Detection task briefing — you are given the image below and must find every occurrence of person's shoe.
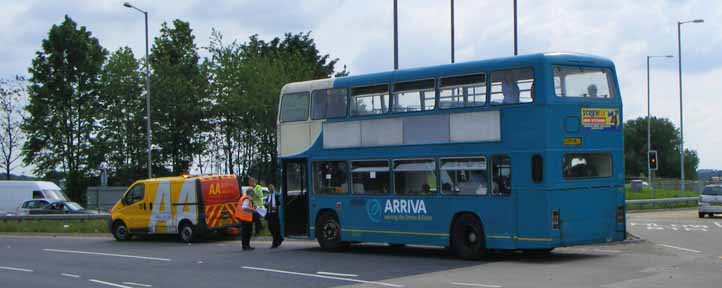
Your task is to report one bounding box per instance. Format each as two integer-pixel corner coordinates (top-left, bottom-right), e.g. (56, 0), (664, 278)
(242, 246), (255, 251)
(270, 244), (279, 249)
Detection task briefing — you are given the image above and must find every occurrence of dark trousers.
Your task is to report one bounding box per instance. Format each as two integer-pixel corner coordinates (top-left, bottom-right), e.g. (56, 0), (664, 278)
(241, 221), (252, 248)
(267, 212), (282, 245)
(252, 212), (263, 235)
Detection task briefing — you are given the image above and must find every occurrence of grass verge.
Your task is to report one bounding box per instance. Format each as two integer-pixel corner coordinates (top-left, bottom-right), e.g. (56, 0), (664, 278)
(0, 219), (108, 233)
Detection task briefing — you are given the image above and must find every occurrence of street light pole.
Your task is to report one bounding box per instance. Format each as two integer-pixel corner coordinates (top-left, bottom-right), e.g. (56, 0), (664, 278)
(646, 55), (673, 190)
(124, 2), (153, 179)
(393, 0), (398, 70)
(677, 19), (703, 194)
(513, 0), (518, 55)
(451, 0), (455, 63)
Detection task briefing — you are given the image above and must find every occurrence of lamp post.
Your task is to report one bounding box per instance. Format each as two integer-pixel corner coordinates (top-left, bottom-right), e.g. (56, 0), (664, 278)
(123, 2), (153, 179)
(646, 55), (673, 189)
(513, 0), (518, 55)
(451, 0), (455, 63)
(677, 18), (703, 194)
(393, 0), (398, 70)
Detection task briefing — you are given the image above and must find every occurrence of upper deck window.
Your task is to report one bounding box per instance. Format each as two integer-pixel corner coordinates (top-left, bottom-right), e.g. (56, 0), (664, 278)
(392, 79), (436, 112)
(351, 84), (389, 116)
(312, 88), (347, 120)
(490, 68), (534, 105)
(439, 73), (486, 109)
(554, 66), (615, 99)
(280, 92), (310, 122)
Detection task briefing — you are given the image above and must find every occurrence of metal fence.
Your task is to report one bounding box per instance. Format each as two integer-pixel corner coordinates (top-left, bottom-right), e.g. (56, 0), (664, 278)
(86, 186), (127, 212)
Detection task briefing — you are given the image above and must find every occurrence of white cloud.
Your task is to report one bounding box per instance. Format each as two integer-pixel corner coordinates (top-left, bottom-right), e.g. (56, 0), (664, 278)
(2, 0), (722, 173)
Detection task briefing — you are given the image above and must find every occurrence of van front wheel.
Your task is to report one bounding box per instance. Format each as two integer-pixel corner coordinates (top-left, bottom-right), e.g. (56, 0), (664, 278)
(112, 221), (131, 241)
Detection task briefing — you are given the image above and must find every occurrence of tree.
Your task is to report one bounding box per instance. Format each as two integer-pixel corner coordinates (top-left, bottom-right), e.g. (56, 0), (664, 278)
(0, 76), (26, 180)
(204, 31), (347, 184)
(23, 15), (107, 200)
(150, 20), (210, 174)
(624, 116), (699, 179)
(95, 47), (146, 185)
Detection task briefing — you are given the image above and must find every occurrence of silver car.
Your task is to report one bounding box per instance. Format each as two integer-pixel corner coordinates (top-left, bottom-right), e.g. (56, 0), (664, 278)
(698, 185), (722, 218)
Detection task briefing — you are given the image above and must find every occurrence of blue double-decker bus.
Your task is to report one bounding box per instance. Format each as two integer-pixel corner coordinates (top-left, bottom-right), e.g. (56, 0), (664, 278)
(278, 53), (625, 259)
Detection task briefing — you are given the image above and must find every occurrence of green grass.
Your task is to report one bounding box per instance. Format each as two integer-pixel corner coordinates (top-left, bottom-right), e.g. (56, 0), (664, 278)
(0, 218), (272, 236)
(0, 219), (108, 234)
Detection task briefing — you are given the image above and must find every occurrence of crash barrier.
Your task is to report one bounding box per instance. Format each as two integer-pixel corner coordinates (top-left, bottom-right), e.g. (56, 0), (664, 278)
(0, 214), (110, 221)
(625, 197), (699, 207)
(86, 186), (127, 211)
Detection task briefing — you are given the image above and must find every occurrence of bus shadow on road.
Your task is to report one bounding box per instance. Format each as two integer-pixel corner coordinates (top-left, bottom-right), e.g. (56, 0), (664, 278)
(293, 244), (610, 264)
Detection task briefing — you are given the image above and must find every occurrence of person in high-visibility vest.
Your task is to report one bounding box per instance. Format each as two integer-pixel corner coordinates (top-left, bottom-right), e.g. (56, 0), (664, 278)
(236, 188), (256, 251)
(248, 177), (264, 236)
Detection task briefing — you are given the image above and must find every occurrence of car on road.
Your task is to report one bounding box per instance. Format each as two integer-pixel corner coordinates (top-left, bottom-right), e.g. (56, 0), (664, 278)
(16, 199), (52, 215)
(0, 181), (68, 214)
(698, 185), (722, 218)
(28, 201), (96, 215)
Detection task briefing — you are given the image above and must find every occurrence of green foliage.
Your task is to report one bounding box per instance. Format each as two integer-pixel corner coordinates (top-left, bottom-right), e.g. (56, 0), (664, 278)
(94, 47), (147, 185)
(624, 117), (699, 179)
(23, 15), (107, 201)
(0, 76), (27, 180)
(150, 20), (210, 175)
(204, 31), (347, 184)
(0, 219), (108, 234)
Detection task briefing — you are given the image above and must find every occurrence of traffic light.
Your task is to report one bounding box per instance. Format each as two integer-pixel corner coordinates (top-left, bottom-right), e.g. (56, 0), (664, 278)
(648, 150), (658, 171)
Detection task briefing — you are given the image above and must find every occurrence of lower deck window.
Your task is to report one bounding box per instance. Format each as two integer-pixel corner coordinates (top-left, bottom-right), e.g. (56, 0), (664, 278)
(394, 159), (436, 195)
(313, 161), (348, 195)
(352, 161), (390, 195)
(563, 153), (612, 179)
(440, 158), (488, 195)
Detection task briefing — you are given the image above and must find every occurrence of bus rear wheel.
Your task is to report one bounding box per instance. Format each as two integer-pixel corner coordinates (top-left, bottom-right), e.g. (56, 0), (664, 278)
(316, 213), (347, 251)
(451, 215), (485, 260)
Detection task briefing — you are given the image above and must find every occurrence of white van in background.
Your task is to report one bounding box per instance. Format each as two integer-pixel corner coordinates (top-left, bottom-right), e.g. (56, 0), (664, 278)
(0, 181), (67, 214)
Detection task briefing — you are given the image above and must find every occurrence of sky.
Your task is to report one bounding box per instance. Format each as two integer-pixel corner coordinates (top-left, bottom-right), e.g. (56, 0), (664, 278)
(2, 0), (722, 176)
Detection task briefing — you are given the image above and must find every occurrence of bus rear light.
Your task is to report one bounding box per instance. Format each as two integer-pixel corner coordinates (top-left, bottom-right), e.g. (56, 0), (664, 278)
(552, 210), (560, 230)
(616, 206), (625, 224)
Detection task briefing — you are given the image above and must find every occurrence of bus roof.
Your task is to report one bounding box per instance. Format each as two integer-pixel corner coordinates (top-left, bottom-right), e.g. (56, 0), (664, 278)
(282, 52), (615, 93)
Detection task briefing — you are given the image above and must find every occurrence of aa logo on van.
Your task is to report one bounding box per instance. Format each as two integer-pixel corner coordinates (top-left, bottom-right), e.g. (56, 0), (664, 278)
(209, 184), (222, 196)
(366, 199), (382, 223)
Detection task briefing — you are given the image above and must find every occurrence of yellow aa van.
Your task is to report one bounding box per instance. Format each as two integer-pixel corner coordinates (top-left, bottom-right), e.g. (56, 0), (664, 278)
(110, 175), (242, 242)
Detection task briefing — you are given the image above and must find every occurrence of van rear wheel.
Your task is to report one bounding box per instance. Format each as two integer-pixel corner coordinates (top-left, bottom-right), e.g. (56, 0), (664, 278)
(112, 221), (131, 241)
(179, 222), (196, 243)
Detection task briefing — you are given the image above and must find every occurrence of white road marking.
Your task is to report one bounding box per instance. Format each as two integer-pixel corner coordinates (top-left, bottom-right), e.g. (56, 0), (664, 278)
(123, 282), (153, 287)
(658, 244), (701, 253)
(242, 266), (403, 287)
(61, 273), (81, 278)
(714, 222), (722, 228)
(0, 266), (33, 273)
(317, 271), (359, 277)
(44, 249), (171, 262)
(451, 282), (503, 288)
(89, 279), (134, 288)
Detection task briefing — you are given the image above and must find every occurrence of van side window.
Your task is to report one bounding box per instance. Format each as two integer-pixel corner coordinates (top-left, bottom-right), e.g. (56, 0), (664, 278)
(32, 190), (43, 199)
(124, 184), (145, 205)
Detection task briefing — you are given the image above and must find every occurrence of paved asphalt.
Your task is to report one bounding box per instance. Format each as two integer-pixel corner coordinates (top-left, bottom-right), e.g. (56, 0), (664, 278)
(2, 209), (722, 288)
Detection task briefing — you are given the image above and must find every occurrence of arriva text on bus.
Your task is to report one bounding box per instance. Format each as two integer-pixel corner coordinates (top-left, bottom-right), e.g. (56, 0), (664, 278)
(384, 199), (427, 214)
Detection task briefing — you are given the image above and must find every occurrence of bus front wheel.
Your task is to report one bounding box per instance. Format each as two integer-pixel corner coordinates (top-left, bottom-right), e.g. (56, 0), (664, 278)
(451, 215), (485, 260)
(316, 213), (347, 251)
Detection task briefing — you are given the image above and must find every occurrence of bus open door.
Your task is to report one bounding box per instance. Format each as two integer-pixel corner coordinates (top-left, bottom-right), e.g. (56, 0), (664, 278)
(281, 159), (308, 238)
